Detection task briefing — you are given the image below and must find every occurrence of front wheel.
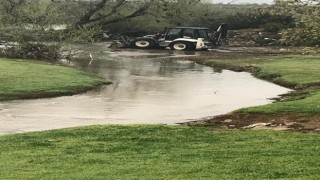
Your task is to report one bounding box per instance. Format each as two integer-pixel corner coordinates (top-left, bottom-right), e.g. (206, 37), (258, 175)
(170, 42), (194, 51)
(131, 39), (155, 49)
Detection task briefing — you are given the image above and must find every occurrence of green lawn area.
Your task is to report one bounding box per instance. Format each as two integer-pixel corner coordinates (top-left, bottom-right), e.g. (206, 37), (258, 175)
(0, 125), (320, 179)
(237, 88), (320, 114)
(0, 58), (109, 101)
(203, 55), (320, 115)
(204, 56), (320, 85)
(256, 56), (320, 84)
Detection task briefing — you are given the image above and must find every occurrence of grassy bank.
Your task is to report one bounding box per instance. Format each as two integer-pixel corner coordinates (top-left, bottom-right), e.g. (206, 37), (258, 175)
(0, 58), (109, 101)
(203, 55), (320, 86)
(202, 55), (320, 114)
(238, 56), (320, 115)
(194, 55), (320, 129)
(1, 125), (320, 179)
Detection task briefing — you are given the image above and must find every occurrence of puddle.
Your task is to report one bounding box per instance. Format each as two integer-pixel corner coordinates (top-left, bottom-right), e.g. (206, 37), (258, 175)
(0, 47), (290, 135)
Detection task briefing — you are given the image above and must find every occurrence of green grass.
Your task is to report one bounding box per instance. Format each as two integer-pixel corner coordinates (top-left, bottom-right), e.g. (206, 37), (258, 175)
(237, 89), (320, 114)
(204, 55), (320, 115)
(205, 55), (320, 85)
(0, 58), (109, 101)
(256, 56), (320, 85)
(1, 125), (320, 179)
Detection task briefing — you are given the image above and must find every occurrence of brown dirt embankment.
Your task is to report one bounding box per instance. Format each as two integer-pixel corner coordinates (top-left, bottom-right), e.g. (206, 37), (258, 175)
(182, 113), (320, 132)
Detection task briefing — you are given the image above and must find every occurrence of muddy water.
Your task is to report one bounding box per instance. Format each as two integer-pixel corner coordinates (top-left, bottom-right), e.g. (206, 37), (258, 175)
(0, 46), (290, 134)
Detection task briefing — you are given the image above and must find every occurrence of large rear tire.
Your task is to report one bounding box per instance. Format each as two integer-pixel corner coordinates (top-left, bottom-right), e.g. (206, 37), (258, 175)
(170, 41), (195, 51)
(131, 39), (155, 49)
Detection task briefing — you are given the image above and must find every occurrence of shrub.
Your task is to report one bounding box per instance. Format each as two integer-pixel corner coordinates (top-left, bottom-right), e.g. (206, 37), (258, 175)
(0, 42), (61, 61)
(59, 26), (101, 43)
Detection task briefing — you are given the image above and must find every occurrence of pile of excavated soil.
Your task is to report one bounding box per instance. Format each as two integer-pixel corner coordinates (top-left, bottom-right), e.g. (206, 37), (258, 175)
(183, 113), (320, 132)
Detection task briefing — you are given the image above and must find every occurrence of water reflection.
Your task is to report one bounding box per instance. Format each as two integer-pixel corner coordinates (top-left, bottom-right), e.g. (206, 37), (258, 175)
(0, 47), (290, 134)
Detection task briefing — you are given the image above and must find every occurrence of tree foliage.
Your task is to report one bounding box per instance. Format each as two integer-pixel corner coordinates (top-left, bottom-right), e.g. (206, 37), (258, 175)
(273, 0), (320, 46)
(1, 0), (317, 47)
(0, 0), (62, 29)
(55, 0), (189, 28)
(0, 1), (64, 60)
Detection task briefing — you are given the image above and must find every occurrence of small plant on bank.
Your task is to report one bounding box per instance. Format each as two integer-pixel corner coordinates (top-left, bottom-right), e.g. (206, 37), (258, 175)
(59, 26), (102, 43)
(1, 42), (61, 61)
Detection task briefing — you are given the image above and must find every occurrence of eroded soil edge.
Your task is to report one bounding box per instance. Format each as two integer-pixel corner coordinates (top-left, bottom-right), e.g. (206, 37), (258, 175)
(182, 113), (320, 132)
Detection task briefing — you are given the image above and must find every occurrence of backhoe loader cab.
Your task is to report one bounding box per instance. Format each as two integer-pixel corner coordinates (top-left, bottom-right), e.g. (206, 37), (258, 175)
(131, 27), (211, 51)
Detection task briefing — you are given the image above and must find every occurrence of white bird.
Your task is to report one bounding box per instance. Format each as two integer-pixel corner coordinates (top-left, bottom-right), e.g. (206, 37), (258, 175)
(89, 53), (94, 65)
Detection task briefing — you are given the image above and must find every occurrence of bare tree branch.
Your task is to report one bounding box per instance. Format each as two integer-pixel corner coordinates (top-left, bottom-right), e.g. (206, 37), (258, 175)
(97, 3), (150, 26)
(75, 0), (108, 27)
(86, 0), (126, 24)
(73, 0), (153, 28)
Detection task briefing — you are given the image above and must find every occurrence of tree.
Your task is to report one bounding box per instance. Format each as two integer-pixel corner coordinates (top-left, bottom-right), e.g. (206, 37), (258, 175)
(0, 1), (65, 60)
(161, 0), (202, 26)
(54, 0), (166, 28)
(273, 0), (320, 46)
(0, 0), (62, 29)
(52, 0), (203, 29)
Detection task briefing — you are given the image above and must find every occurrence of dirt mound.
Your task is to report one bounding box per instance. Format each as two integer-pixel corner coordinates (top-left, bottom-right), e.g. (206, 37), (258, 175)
(228, 28), (280, 47)
(183, 113), (320, 132)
